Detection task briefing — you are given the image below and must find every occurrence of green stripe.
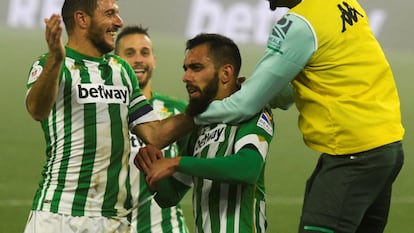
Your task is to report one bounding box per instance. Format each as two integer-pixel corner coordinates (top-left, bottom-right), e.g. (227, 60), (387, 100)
(304, 226), (335, 233)
(51, 68), (73, 212)
(72, 60), (96, 216)
(102, 103), (122, 215)
(226, 185), (237, 233)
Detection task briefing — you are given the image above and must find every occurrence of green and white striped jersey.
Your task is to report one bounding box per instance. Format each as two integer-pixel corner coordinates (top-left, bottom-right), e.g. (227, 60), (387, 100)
(185, 109), (274, 233)
(26, 47), (158, 217)
(129, 93), (189, 233)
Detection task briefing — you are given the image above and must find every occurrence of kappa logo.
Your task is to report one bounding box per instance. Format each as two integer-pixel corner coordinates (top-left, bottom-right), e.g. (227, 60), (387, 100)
(194, 124), (226, 154)
(76, 84), (129, 105)
(338, 1), (364, 33)
(267, 16), (292, 54)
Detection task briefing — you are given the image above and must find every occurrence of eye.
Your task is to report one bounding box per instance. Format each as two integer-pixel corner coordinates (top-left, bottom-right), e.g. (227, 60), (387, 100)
(124, 49), (135, 57)
(141, 48), (151, 57)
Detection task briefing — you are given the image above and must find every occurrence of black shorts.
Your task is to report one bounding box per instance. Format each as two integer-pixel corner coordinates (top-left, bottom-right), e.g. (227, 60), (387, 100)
(299, 141), (404, 233)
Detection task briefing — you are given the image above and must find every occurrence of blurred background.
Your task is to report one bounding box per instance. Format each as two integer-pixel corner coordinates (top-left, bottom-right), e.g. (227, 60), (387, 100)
(0, 0), (412, 232)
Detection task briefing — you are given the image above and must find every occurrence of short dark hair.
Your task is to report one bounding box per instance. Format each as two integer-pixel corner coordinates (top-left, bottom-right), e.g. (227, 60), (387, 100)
(186, 33), (242, 78)
(115, 25), (150, 54)
(61, 0), (98, 34)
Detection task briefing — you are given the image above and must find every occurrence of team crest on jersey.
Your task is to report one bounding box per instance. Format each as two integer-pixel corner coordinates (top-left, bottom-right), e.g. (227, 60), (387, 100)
(76, 83), (129, 104)
(194, 124), (226, 154)
(28, 61), (43, 84)
(158, 109), (173, 119)
(257, 111), (273, 135)
(267, 16), (293, 54)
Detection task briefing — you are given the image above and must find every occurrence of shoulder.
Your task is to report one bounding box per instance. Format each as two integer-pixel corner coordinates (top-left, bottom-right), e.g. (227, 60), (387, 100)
(241, 108), (274, 136)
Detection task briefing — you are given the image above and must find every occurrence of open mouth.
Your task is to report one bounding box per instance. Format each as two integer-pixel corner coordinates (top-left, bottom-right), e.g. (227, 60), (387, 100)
(133, 68), (146, 76)
(186, 85), (200, 98)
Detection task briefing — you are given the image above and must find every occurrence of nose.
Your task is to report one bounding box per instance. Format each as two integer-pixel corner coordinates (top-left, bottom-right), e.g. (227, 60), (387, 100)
(115, 14), (124, 27)
(182, 71), (191, 83)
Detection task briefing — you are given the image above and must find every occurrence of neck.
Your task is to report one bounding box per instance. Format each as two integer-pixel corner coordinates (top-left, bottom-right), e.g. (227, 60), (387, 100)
(141, 81), (152, 100)
(67, 36), (104, 58)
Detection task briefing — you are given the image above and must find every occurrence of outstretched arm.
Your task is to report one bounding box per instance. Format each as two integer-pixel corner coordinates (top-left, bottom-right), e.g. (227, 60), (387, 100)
(26, 14), (65, 121)
(194, 13), (316, 125)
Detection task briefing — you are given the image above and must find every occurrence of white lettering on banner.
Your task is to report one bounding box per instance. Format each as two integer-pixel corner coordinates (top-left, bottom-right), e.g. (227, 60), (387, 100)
(7, 0), (63, 28)
(186, 0), (287, 44)
(186, 0), (387, 44)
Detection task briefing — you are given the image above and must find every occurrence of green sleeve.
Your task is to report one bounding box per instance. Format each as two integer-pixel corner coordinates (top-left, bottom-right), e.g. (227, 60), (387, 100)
(178, 146), (264, 185)
(154, 177), (190, 208)
(194, 13), (316, 125)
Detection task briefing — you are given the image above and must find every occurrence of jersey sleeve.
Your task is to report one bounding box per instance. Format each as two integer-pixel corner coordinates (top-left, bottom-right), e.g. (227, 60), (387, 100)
(178, 109), (274, 184)
(194, 13), (317, 125)
(122, 59), (159, 129)
(26, 54), (49, 97)
(153, 177), (191, 208)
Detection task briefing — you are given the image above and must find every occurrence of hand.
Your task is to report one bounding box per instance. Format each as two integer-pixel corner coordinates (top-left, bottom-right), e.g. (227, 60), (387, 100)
(134, 144), (163, 174)
(44, 14), (65, 62)
(145, 157), (181, 190)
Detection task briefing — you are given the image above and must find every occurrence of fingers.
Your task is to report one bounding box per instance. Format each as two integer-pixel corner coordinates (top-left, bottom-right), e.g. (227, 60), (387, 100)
(44, 14), (64, 60)
(134, 144), (163, 174)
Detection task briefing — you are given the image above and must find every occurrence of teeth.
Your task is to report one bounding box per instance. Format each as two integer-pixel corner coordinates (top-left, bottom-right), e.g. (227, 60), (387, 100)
(134, 68), (145, 73)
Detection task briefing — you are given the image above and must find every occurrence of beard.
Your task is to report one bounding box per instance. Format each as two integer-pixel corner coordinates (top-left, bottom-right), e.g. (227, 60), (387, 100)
(87, 21), (115, 55)
(138, 68), (153, 89)
(186, 73), (219, 117)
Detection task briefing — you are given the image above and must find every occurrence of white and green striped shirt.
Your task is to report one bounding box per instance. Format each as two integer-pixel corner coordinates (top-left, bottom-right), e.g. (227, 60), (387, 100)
(26, 47), (158, 217)
(185, 109), (274, 233)
(129, 93), (189, 233)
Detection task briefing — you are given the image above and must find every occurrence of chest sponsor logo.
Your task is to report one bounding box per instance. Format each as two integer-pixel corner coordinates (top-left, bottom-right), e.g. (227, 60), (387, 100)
(76, 84), (129, 104)
(194, 124), (226, 154)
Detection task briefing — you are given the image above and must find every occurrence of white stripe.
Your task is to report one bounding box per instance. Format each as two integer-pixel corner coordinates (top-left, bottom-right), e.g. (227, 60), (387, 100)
(201, 179), (213, 233)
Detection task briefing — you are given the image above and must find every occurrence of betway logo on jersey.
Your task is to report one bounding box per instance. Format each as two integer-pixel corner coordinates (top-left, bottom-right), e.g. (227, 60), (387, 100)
(76, 84), (129, 105)
(194, 124), (226, 154)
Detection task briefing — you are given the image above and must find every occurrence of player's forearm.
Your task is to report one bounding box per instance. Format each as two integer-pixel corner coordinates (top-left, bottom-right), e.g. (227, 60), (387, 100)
(26, 55), (63, 121)
(155, 113), (195, 149)
(194, 52), (300, 125)
(178, 148), (264, 184)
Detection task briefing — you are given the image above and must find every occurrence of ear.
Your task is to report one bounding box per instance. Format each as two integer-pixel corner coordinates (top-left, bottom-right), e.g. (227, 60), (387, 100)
(220, 64), (234, 84)
(74, 10), (90, 29)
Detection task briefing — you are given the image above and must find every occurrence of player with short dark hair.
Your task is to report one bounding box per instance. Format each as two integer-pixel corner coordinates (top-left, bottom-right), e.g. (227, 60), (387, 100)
(136, 33), (274, 233)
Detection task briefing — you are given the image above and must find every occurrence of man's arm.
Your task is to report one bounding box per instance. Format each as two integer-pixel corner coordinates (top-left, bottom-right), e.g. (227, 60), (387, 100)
(131, 113), (195, 150)
(144, 146), (264, 188)
(194, 13), (316, 125)
(26, 14), (65, 121)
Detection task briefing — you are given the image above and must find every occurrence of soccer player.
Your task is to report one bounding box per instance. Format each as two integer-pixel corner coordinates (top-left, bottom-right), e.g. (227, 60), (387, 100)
(192, 0), (405, 232)
(23, 0), (192, 232)
(115, 25), (189, 233)
(136, 33), (274, 233)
